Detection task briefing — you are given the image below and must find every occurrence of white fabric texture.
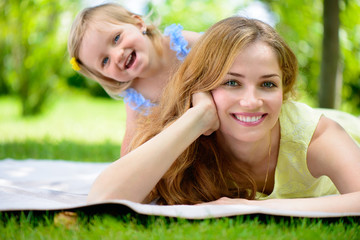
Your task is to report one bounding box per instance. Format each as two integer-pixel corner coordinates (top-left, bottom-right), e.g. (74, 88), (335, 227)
(0, 159), (359, 219)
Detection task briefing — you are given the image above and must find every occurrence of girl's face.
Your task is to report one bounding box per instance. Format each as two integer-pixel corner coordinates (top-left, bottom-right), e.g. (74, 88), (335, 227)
(211, 41), (283, 143)
(78, 19), (154, 83)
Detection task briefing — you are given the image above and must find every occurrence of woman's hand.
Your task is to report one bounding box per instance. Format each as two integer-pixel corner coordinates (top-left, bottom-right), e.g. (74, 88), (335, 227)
(199, 192), (360, 213)
(88, 91), (220, 204)
(191, 91), (220, 136)
(198, 197), (250, 205)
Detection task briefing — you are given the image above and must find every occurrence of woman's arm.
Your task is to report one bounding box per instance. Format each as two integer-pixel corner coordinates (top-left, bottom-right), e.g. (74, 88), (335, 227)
(203, 192), (360, 213)
(88, 92), (219, 203)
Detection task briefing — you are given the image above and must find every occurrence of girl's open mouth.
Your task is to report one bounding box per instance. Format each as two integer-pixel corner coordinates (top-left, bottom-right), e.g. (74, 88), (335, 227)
(125, 51), (136, 69)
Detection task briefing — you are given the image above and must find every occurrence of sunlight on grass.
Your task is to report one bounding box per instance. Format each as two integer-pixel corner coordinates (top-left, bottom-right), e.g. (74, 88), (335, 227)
(1, 213), (359, 240)
(0, 93), (126, 144)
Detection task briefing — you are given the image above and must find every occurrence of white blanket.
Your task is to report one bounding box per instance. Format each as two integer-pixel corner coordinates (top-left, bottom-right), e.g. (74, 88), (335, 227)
(1, 159), (358, 219)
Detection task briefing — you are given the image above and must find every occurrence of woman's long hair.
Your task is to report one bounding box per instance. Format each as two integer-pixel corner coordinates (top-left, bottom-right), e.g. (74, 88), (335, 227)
(130, 17), (298, 205)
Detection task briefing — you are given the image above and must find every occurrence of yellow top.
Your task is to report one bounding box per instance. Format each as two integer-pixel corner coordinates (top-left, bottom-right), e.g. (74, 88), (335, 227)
(258, 100), (360, 199)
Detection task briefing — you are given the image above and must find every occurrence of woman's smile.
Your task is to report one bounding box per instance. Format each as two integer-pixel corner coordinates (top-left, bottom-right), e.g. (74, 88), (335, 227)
(232, 112), (267, 126)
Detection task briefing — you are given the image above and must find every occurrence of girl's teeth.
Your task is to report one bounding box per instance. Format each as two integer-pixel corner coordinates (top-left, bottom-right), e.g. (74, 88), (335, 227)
(126, 54), (132, 66)
(235, 115), (262, 122)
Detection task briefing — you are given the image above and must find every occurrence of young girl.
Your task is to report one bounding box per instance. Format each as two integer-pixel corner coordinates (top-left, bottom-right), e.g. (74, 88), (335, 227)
(67, 3), (200, 155)
(87, 17), (360, 213)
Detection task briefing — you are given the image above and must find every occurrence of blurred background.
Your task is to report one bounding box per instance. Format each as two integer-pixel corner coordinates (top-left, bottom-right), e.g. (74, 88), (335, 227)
(0, 0), (359, 160)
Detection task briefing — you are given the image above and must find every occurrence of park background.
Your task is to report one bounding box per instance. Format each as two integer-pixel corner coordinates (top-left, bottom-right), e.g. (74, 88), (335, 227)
(1, 0), (360, 239)
(1, 0), (359, 157)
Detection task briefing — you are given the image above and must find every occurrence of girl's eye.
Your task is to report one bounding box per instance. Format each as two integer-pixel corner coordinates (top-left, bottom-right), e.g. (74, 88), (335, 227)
(102, 57), (109, 66)
(262, 82), (276, 88)
(114, 34), (120, 44)
(224, 80), (239, 86)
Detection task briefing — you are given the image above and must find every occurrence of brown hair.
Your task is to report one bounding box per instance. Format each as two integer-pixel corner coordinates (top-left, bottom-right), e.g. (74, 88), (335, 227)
(67, 3), (162, 97)
(131, 17), (298, 205)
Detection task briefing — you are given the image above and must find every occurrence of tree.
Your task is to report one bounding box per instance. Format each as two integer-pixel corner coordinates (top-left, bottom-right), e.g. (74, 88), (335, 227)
(0, 0), (78, 116)
(319, 0), (340, 108)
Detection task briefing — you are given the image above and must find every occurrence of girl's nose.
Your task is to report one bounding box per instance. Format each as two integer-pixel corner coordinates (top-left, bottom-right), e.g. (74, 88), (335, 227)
(239, 88), (263, 109)
(113, 49), (124, 70)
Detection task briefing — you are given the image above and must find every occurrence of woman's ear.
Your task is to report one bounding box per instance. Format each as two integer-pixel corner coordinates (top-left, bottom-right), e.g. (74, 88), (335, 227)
(132, 15), (147, 32)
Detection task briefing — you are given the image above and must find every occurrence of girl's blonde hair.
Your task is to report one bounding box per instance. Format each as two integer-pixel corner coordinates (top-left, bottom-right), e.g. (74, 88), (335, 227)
(67, 3), (162, 97)
(131, 17), (298, 205)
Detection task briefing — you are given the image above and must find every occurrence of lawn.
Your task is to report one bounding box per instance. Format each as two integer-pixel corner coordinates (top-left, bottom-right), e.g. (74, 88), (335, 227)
(0, 93), (125, 162)
(0, 93), (359, 239)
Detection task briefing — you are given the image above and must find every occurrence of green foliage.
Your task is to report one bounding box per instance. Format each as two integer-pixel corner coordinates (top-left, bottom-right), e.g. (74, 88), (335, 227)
(1, 0), (359, 116)
(261, 0), (360, 114)
(339, 0), (360, 114)
(0, 0), (80, 116)
(148, 0), (250, 32)
(66, 73), (109, 98)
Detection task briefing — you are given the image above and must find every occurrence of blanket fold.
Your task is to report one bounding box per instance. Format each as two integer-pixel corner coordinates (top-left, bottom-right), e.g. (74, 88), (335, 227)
(1, 159), (359, 219)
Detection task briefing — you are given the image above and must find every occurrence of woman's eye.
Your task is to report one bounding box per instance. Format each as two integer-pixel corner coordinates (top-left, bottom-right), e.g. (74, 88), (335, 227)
(102, 57), (109, 66)
(114, 34), (120, 44)
(224, 80), (239, 86)
(262, 82), (276, 88)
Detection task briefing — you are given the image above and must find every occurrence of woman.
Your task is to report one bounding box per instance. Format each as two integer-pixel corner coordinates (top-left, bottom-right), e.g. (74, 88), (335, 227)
(87, 17), (360, 213)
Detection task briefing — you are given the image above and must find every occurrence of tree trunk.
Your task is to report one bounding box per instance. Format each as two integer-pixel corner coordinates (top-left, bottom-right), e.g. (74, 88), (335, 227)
(319, 0), (341, 108)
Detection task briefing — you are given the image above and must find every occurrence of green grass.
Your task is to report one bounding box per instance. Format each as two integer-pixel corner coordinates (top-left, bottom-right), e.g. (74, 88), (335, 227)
(0, 93), (126, 161)
(0, 93), (359, 239)
(1, 212), (359, 240)
(0, 140), (119, 162)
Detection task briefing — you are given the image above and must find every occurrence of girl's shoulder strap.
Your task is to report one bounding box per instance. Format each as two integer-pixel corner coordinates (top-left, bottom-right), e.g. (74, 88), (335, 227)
(118, 88), (156, 115)
(164, 24), (190, 61)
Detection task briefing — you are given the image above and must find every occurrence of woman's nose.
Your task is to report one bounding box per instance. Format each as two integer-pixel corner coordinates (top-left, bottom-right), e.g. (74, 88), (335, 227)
(239, 88), (263, 108)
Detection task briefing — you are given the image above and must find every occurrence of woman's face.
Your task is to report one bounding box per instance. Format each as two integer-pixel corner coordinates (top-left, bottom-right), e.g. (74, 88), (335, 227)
(211, 41), (283, 143)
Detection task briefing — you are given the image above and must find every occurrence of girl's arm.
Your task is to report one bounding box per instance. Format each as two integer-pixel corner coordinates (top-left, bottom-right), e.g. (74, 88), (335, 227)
(120, 105), (139, 157)
(88, 92), (219, 203)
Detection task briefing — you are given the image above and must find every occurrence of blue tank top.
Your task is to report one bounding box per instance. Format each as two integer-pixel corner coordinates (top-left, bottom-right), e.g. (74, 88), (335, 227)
(118, 24), (190, 114)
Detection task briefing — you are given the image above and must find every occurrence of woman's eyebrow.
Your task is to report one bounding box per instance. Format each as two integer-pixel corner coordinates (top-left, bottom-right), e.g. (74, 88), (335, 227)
(227, 72), (244, 78)
(261, 74), (281, 79)
(227, 72), (280, 78)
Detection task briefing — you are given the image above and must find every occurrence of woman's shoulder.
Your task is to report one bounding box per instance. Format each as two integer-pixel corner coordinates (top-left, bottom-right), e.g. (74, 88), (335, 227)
(313, 111), (360, 146)
(281, 100), (360, 145)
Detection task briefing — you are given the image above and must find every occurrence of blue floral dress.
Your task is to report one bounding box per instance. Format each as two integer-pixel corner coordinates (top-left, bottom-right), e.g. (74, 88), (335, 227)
(118, 24), (190, 114)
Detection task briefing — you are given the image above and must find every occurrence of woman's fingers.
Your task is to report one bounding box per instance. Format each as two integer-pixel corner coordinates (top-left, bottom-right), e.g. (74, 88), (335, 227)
(192, 92), (219, 136)
(197, 197), (250, 205)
